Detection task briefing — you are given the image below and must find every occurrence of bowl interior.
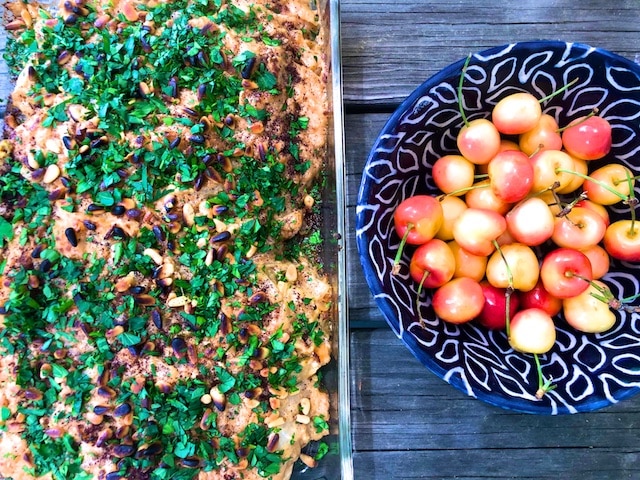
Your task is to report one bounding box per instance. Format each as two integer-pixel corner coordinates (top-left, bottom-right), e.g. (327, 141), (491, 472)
(356, 41), (640, 414)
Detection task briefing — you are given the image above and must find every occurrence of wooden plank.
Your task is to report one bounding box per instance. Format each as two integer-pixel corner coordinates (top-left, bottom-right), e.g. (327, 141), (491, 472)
(345, 113), (393, 327)
(340, 0), (640, 106)
(350, 329), (640, 479)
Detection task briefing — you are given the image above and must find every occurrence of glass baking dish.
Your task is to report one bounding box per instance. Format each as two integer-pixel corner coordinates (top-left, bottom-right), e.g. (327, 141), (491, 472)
(293, 0), (353, 478)
(0, 0), (353, 478)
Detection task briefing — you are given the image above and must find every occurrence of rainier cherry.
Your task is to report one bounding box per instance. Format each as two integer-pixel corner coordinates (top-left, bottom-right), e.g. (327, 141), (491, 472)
(508, 308), (556, 354)
(448, 240), (488, 282)
(487, 150), (534, 203)
(457, 119), (501, 165)
(393, 195), (444, 273)
(492, 92), (542, 135)
(519, 113), (563, 155)
(435, 196), (468, 241)
(540, 248), (593, 299)
(603, 220), (640, 262)
(432, 277), (485, 324)
(582, 164), (633, 206)
(563, 281), (616, 333)
(464, 180), (512, 215)
(452, 207), (507, 257)
(486, 243), (539, 292)
(580, 244), (610, 279)
(432, 154), (476, 195)
(529, 149), (576, 193)
(409, 239), (455, 289)
(551, 206), (607, 250)
(505, 196), (555, 246)
(561, 114), (612, 160)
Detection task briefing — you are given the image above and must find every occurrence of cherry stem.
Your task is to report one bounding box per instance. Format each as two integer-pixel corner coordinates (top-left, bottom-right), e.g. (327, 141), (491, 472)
(625, 169), (637, 236)
(534, 353), (555, 400)
(556, 191), (588, 218)
(458, 54), (472, 127)
(416, 272), (429, 327)
(556, 108), (599, 133)
(393, 223), (413, 275)
(438, 183), (486, 200)
(555, 168), (630, 203)
(537, 77), (579, 104)
(492, 239), (513, 337)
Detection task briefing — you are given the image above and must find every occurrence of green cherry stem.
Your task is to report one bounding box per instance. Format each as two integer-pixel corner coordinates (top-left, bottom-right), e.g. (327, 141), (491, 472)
(458, 54), (472, 127)
(393, 223), (413, 275)
(555, 168), (630, 203)
(492, 239), (514, 337)
(537, 77), (580, 104)
(625, 168), (638, 236)
(534, 353), (556, 399)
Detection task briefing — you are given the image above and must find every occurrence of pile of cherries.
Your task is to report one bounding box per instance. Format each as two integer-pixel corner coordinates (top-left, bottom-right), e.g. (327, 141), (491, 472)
(393, 77), (640, 395)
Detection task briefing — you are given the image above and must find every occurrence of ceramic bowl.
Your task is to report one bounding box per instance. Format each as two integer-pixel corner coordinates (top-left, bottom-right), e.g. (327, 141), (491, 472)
(356, 41), (640, 414)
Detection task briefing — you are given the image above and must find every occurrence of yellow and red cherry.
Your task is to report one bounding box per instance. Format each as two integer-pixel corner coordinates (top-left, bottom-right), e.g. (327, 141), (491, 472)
(540, 247), (593, 299)
(409, 238), (456, 289)
(518, 113), (563, 156)
(464, 180), (512, 215)
(457, 118), (502, 165)
(579, 244), (610, 280)
(435, 196), (468, 241)
(508, 308), (556, 354)
(574, 198), (610, 227)
(487, 150), (534, 203)
(452, 207), (507, 257)
(447, 240), (488, 282)
(556, 155), (587, 194)
(505, 196), (555, 246)
(551, 206), (607, 250)
(392, 194), (444, 274)
(582, 164), (633, 205)
(529, 149), (576, 192)
(492, 92), (542, 135)
(432, 277), (485, 324)
(561, 115), (612, 160)
(476, 281), (520, 330)
(519, 280), (562, 317)
(432, 154), (476, 196)
(603, 219), (640, 262)
(485, 243), (540, 292)
(563, 281), (617, 333)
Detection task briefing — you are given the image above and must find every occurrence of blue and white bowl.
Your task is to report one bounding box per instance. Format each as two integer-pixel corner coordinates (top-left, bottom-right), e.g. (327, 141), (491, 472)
(356, 41), (640, 414)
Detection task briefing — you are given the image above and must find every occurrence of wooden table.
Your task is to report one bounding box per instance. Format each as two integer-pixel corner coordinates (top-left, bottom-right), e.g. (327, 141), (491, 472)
(342, 1), (640, 478)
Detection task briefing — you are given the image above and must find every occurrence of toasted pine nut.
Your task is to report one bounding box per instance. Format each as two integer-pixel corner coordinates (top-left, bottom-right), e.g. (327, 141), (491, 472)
(143, 248), (163, 265)
(285, 264), (298, 283)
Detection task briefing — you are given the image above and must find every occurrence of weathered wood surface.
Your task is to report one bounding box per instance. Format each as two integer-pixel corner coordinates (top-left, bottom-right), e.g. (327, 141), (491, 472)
(342, 1), (640, 479)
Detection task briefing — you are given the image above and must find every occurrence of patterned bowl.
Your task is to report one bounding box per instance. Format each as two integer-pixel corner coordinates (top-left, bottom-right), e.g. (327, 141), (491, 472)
(356, 41), (640, 414)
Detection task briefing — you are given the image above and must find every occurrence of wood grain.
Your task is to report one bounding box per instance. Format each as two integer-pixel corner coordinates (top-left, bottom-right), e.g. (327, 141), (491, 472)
(341, 0), (640, 106)
(350, 329), (640, 479)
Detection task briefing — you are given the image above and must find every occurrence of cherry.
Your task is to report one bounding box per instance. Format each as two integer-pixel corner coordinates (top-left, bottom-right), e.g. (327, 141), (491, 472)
(487, 150), (534, 203)
(518, 113), (563, 156)
(456, 55), (501, 165)
(392, 195), (444, 274)
(561, 114), (612, 160)
(492, 92), (542, 135)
